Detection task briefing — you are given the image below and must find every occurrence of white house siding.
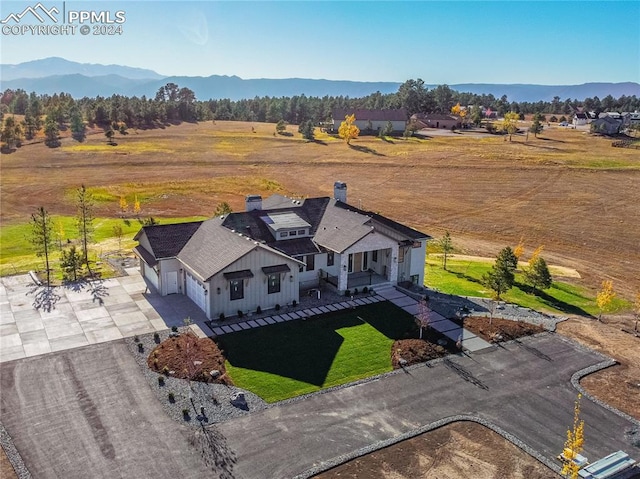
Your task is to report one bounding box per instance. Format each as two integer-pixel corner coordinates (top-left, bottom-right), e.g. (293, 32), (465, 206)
(159, 258), (181, 296)
(142, 262), (159, 290)
(206, 248), (300, 319)
(408, 240), (427, 285)
(136, 233), (153, 253)
(357, 120), (406, 132)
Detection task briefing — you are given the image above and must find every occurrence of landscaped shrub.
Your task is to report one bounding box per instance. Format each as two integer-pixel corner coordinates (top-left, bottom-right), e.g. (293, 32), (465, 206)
(292, 300), (297, 307)
(158, 376), (165, 386)
(137, 342), (144, 353)
(219, 313), (225, 321)
(362, 286), (368, 294)
(275, 304), (281, 311)
(171, 326), (178, 333)
(168, 392), (175, 403)
(344, 289), (351, 297)
(256, 306), (262, 314)
(153, 332), (160, 343)
(182, 408), (190, 419)
(133, 335), (140, 343)
(237, 310), (244, 318)
(354, 288), (359, 295)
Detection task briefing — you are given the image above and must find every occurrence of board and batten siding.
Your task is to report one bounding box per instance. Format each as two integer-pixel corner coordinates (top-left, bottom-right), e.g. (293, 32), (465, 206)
(408, 239), (427, 286)
(207, 248), (300, 319)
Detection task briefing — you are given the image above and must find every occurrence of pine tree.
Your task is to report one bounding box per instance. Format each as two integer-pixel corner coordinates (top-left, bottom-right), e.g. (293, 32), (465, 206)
(60, 246), (84, 282)
(44, 115), (60, 147)
(482, 247), (518, 299)
(529, 112), (544, 138)
(524, 256), (552, 293)
(30, 207), (55, 287)
(76, 185), (95, 273)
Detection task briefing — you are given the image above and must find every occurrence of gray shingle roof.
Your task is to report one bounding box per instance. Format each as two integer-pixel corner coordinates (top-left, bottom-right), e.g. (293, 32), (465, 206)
(314, 200), (374, 252)
(134, 222), (203, 259)
(178, 217), (258, 281)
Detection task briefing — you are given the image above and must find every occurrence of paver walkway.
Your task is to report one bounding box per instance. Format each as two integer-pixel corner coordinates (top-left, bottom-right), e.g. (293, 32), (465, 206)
(374, 284), (492, 352)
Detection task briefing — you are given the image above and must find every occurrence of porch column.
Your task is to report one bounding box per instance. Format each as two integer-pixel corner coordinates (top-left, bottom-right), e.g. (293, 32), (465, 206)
(389, 244), (399, 285)
(338, 254), (349, 291)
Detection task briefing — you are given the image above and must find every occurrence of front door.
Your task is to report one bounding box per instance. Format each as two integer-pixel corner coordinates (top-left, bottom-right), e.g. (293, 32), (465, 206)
(353, 252), (362, 273)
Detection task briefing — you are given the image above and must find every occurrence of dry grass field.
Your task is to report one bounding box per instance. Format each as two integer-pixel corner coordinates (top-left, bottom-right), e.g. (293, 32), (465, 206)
(2, 120), (638, 297)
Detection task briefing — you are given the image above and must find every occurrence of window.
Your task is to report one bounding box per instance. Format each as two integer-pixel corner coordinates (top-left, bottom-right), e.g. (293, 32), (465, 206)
(289, 230), (297, 237)
(230, 279), (244, 300)
(327, 251), (334, 266)
(372, 250), (378, 263)
(306, 254), (315, 271)
(348, 254), (353, 273)
(398, 247), (405, 263)
(267, 274), (281, 294)
(362, 251), (369, 270)
(297, 229), (306, 235)
(280, 231), (288, 238)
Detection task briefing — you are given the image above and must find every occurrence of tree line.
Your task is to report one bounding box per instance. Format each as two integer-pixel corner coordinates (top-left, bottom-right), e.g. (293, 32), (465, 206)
(2, 79), (639, 150)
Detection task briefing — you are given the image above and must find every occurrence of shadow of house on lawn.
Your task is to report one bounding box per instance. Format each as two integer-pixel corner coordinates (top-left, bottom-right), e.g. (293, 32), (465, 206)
(218, 315), (357, 386)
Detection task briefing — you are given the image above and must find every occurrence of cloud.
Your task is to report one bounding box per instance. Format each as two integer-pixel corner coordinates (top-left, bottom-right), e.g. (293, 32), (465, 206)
(177, 9), (209, 46)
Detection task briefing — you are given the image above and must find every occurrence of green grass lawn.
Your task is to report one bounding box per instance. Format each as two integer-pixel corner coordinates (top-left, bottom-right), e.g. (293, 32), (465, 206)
(425, 256), (631, 317)
(0, 215), (206, 277)
(218, 302), (418, 403)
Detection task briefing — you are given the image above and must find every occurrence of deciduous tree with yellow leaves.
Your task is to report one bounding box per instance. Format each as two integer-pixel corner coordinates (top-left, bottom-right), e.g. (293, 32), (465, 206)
(501, 111), (520, 141)
(561, 393), (585, 479)
(596, 280), (615, 322)
(338, 114), (360, 145)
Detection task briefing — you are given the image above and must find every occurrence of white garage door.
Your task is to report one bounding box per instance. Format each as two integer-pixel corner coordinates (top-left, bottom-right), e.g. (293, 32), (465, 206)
(144, 263), (159, 291)
(186, 273), (206, 312)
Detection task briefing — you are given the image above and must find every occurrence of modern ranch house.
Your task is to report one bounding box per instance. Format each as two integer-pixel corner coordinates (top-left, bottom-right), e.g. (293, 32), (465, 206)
(133, 182), (430, 319)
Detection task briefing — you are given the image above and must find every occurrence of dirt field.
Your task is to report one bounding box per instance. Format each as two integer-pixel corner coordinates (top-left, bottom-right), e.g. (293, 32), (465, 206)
(315, 421), (558, 479)
(2, 121), (638, 297)
(558, 314), (640, 419)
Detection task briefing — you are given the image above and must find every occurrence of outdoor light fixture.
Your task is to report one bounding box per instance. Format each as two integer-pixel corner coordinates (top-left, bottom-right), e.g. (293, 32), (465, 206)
(216, 287), (221, 294)
(204, 289), (208, 295)
(290, 275), (294, 282)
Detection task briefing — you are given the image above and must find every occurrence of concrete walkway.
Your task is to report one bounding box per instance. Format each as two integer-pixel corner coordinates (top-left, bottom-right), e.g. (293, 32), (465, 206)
(375, 284), (492, 352)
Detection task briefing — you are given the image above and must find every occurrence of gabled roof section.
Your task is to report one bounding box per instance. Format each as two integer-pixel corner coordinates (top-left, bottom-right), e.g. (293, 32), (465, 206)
(134, 222), (203, 259)
(334, 201), (430, 241)
(314, 199), (375, 252)
(178, 217), (258, 281)
(332, 108), (408, 122)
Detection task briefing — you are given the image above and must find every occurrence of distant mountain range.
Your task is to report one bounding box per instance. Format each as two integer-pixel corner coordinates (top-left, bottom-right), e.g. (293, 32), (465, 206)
(1, 57), (638, 103)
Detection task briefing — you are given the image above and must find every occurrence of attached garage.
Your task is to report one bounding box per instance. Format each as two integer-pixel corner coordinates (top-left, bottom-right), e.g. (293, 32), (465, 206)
(186, 272), (207, 313)
(143, 263), (159, 290)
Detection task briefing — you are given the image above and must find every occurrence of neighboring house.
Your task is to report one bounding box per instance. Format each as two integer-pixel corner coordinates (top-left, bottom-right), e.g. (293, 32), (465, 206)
(573, 112), (589, 126)
(599, 111), (622, 120)
(411, 113), (461, 130)
(590, 116), (623, 135)
(134, 182), (430, 319)
(622, 111), (640, 128)
(331, 108), (407, 134)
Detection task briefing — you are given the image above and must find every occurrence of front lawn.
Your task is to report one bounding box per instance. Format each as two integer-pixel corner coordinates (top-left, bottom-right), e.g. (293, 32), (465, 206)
(217, 302), (418, 403)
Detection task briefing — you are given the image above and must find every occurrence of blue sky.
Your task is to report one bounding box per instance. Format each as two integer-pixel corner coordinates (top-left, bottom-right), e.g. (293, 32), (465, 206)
(1, 1), (639, 84)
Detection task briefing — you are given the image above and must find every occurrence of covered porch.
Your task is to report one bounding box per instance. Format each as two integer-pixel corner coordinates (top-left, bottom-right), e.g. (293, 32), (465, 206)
(323, 269), (390, 290)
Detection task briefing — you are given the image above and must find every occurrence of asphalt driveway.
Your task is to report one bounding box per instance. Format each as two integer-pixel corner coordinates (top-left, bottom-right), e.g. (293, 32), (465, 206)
(215, 334), (639, 478)
(1, 333), (638, 479)
(0, 341), (214, 479)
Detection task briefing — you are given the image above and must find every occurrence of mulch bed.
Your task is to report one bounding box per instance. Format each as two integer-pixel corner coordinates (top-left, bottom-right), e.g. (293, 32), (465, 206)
(463, 316), (544, 343)
(391, 339), (448, 368)
(146, 332), (233, 385)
